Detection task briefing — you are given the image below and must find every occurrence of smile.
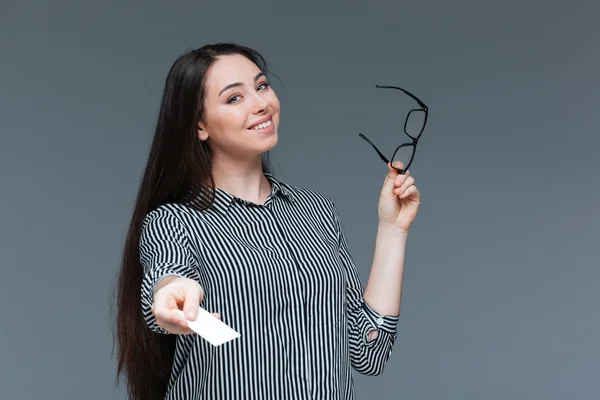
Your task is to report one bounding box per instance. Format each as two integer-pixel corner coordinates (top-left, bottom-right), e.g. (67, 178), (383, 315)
(249, 119), (272, 130)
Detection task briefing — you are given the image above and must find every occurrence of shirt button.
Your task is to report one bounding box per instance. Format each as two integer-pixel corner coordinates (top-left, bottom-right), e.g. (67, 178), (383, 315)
(376, 317), (384, 326)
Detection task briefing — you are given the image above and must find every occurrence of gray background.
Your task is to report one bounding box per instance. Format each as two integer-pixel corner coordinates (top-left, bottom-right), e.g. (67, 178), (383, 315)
(1, 0), (599, 399)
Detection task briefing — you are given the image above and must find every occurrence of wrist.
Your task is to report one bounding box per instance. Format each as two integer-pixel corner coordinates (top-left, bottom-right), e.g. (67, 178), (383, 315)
(377, 221), (410, 237)
(155, 275), (182, 295)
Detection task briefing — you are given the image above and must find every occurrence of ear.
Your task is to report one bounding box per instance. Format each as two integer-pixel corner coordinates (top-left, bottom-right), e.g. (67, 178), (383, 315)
(197, 121), (209, 141)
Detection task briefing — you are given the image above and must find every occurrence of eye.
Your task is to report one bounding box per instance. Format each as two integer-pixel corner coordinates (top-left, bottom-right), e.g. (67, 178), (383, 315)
(227, 95), (242, 104)
(257, 82), (270, 91)
(227, 82), (269, 104)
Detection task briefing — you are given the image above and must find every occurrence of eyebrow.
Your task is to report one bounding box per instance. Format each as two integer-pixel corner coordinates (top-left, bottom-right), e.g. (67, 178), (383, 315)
(218, 72), (266, 98)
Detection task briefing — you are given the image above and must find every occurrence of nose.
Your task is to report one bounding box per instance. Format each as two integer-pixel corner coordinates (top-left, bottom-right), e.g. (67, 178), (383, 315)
(250, 91), (270, 113)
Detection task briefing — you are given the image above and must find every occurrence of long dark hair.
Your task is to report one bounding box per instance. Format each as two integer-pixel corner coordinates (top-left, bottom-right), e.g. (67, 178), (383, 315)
(112, 43), (275, 400)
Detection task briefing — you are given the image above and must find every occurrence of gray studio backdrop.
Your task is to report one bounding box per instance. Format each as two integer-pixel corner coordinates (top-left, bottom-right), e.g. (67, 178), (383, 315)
(1, 1), (599, 399)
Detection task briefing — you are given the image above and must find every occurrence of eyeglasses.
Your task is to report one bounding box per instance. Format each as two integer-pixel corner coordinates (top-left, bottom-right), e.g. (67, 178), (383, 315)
(359, 85), (428, 175)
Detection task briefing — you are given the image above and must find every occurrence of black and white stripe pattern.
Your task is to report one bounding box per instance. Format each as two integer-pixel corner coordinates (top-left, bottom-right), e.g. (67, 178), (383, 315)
(139, 173), (399, 400)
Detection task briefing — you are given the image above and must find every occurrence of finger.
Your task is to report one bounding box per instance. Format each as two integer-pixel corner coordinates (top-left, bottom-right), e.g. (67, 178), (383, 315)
(167, 311), (220, 334)
(153, 307), (194, 334)
(399, 185), (419, 199)
(182, 283), (204, 321)
(161, 319), (196, 335)
(384, 162), (400, 192)
(385, 162), (398, 180)
(152, 289), (180, 319)
(154, 306), (185, 327)
(394, 176), (415, 195)
(394, 169), (410, 186)
(390, 160), (404, 172)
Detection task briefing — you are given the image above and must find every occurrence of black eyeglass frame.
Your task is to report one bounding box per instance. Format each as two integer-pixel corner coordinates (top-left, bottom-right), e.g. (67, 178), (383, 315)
(359, 85), (429, 174)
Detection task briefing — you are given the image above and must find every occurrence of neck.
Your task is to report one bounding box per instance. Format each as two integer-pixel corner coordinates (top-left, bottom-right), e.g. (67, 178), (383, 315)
(210, 153), (271, 205)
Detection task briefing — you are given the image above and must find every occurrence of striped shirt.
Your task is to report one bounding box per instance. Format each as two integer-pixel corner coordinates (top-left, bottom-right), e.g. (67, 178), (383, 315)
(139, 172), (399, 400)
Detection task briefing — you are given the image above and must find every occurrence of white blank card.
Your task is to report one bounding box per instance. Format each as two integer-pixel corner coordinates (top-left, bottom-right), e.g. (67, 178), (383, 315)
(175, 309), (241, 346)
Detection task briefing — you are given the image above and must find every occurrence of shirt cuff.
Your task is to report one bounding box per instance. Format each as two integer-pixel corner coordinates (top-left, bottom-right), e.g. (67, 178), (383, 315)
(362, 301), (400, 335)
(151, 272), (184, 302)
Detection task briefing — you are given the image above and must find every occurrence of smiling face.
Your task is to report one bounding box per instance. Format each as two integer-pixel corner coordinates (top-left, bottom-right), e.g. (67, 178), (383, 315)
(197, 53), (280, 162)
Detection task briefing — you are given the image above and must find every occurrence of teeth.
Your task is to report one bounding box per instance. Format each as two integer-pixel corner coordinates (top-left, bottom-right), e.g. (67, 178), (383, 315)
(251, 119), (272, 130)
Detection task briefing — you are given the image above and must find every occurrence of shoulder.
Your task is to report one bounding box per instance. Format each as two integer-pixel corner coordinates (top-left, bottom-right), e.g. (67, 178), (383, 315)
(142, 202), (195, 231)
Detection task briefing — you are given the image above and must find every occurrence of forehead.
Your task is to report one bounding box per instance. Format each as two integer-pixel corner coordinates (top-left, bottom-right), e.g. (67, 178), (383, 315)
(205, 54), (261, 89)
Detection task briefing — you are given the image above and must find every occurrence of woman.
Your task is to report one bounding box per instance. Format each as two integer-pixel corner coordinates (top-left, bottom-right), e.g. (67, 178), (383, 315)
(115, 42), (420, 400)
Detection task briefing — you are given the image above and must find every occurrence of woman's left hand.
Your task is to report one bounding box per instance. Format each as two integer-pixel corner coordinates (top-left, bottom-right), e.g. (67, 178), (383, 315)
(377, 161), (421, 232)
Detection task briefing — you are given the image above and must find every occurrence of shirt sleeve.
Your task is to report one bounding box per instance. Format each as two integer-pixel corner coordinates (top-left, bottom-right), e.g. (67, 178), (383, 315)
(329, 199), (400, 376)
(139, 207), (200, 334)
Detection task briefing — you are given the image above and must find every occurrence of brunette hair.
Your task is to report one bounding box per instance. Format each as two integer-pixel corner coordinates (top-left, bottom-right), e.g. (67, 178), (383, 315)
(112, 43), (275, 400)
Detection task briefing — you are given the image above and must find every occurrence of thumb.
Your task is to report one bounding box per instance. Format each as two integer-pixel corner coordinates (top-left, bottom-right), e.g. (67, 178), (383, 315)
(383, 162), (400, 192)
(182, 282), (204, 321)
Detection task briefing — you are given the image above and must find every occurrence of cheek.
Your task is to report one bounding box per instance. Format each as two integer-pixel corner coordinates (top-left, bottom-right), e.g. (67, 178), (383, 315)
(269, 93), (281, 113)
(216, 107), (249, 131)
(267, 94), (281, 126)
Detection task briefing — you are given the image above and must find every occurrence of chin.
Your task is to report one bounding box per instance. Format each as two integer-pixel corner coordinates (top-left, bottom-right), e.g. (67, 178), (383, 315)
(249, 135), (274, 155)
(259, 132), (278, 152)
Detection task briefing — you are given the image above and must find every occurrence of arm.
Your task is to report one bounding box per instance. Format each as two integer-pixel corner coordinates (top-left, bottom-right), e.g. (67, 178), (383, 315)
(331, 200), (402, 376)
(363, 222), (407, 322)
(139, 208), (201, 334)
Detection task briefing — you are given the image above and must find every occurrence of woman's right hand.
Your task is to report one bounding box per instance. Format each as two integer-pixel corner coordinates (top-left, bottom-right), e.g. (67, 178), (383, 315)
(151, 276), (220, 334)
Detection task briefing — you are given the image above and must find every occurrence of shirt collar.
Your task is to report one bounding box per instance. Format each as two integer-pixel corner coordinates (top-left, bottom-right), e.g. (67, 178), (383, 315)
(210, 172), (295, 214)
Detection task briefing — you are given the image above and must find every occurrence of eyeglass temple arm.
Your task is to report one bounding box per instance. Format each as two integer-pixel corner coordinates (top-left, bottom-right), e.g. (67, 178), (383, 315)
(358, 133), (390, 164)
(375, 85), (428, 109)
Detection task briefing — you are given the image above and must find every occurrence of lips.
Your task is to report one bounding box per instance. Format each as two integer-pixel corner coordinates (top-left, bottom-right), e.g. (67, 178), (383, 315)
(248, 115), (273, 129)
